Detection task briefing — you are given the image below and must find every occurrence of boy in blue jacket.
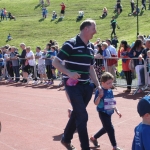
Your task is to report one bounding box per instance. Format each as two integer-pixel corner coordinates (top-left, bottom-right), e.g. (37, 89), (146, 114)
(132, 96), (150, 150)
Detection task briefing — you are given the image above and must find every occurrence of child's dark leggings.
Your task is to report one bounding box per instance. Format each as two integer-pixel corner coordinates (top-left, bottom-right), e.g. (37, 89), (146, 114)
(94, 111), (117, 147)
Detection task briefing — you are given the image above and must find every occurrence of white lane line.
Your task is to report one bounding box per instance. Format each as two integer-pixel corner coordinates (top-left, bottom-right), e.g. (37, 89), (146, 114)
(0, 112), (63, 132)
(0, 141), (17, 150)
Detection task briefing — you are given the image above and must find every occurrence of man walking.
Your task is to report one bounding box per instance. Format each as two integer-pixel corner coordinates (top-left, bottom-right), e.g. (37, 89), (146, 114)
(110, 16), (117, 37)
(53, 19), (103, 150)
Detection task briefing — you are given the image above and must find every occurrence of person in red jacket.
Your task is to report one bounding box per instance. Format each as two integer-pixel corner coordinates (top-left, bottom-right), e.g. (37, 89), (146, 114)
(60, 2), (66, 18)
(118, 40), (132, 92)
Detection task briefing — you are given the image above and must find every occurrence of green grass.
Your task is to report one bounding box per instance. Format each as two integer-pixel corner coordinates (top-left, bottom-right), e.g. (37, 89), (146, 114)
(0, 0), (150, 50)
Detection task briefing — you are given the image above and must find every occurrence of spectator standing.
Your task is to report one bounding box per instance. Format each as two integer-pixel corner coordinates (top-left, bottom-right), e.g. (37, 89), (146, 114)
(35, 46), (47, 84)
(141, 0), (146, 10)
(130, 0), (135, 13)
(23, 47), (36, 84)
(132, 96), (150, 150)
(47, 0), (50, 5)
(0, 8), (4, 20)
(139, 39), (150, 86)
(116, 1), (122, 14)
(6, 48), (14, 82)
(42, 7), (48, 18)
(129, 39), (145, 92)
(53, 19), (103, 150)
(3, 47), (9, 80)
(18, 43), (26, 82)
(94, 44), (104, 82)
(50, 46), (57, 81)
(0, 49), (4, 78)
(3, 8), (7, 20)
(10, 46), (20, 82)
(111, 36), (119, 48)
(60, 2), (66, 18)
(106, 39), (117, 83)
(44, 43), (53, 85)
(118, 40), (132, 92)
(101, 42), (111, 69)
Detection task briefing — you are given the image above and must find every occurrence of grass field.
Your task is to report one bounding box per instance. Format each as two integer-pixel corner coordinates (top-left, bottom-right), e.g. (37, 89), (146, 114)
(0, 0), (150, 50)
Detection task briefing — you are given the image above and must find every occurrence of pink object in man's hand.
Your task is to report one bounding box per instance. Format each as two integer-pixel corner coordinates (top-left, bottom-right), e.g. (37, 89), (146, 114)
(66, 78), (78, 86)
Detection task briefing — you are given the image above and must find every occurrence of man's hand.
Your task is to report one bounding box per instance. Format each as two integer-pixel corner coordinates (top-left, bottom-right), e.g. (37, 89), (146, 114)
(67, 72), (81, 80)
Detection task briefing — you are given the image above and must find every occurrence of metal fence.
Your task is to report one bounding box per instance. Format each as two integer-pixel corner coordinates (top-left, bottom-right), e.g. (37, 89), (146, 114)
(0, 57), (150, 95)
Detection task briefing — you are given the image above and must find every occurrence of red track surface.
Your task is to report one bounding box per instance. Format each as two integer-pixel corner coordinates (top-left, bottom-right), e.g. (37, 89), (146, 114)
(0, 81), (146, 150)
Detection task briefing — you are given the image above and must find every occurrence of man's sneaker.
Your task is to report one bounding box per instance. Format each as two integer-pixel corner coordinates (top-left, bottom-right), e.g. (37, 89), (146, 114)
(61, 139), (76, 150)
(89, 137), (100, 148)
(113, 147), (123, 150)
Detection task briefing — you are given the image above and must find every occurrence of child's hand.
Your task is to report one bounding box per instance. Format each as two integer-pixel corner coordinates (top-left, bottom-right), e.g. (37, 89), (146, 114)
(116, 110), (122, 118)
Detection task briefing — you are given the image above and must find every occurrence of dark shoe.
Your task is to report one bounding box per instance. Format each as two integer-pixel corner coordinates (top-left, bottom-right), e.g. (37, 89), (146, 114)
(20, 79), (24, 82)
(22, 79), (27, 83)
(89, 137), (100, 148)
(123, 89), (131, 93)
(61, 138), (76, 150)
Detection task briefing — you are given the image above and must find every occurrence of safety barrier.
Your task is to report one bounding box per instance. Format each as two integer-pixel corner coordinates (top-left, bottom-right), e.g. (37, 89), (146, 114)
(0, 57), (149, 95)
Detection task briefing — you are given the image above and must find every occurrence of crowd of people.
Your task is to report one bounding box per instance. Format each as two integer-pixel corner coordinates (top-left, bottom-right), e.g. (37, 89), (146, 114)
(1, 33), (150, 94)
(0, 40), (59, 85)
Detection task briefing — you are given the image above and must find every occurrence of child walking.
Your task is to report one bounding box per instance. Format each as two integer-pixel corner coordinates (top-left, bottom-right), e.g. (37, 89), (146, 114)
(132, 96), (150, 150)
(90, 72), (122, 150)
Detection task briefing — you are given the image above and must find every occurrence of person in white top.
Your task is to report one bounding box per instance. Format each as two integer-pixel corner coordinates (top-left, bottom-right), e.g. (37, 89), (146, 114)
(22, 46), (37, 83)
(106, 39), (117, 83)
(35, 46), (47, 84)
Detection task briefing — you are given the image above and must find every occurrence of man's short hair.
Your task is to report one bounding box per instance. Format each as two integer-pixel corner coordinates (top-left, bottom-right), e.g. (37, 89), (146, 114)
(36, 46), (41, 50)
(80, 19), (95, 31)
(106, 39), (111, 44)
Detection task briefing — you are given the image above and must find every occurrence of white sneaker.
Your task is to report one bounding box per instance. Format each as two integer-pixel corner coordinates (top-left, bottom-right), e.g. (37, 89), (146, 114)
(32, 81), (38, 85)
(28, 73), (32, 78)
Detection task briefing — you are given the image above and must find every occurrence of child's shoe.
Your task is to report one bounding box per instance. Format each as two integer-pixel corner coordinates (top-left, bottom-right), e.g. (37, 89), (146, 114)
(89, 137), (100, 147)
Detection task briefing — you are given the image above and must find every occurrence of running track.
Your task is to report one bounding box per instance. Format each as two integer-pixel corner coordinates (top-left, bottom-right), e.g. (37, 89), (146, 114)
(0, 81), (146, 150)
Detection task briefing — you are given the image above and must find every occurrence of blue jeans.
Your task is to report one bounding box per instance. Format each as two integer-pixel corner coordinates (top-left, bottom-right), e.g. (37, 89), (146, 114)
(13, 66), (20, 81)
(63, 82), (94, 150)
(94, 111), (117, 147)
